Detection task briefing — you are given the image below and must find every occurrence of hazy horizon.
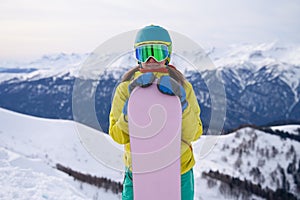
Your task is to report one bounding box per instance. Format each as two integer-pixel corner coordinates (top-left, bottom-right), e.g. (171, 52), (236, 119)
(1, 0), (299, 61)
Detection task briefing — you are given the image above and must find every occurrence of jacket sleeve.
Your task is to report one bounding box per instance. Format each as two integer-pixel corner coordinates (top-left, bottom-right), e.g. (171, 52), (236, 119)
(109, 82), (130, 144)
(181, 81), (203, 144)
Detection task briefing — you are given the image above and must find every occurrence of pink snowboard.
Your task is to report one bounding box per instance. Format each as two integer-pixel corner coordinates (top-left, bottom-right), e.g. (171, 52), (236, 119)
(128, 83), (182, 200)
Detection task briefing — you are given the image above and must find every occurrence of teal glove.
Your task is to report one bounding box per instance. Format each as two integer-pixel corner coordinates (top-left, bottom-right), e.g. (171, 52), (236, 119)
(128, 72), (156, 93)
(157, 75), (188, 112)
(123, 72), (156, 118)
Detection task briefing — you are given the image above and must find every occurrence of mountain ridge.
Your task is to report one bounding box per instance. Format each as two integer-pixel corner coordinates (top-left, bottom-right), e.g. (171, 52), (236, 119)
(0, 42), (299, 133)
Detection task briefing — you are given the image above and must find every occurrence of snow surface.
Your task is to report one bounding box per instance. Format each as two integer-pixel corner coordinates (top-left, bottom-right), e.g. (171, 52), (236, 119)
(1, 107), (298, 199)
(0, 108), (123, 200)
(0, 147), (87, 200)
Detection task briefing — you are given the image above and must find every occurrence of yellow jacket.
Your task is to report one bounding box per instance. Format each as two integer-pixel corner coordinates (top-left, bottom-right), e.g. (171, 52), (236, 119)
(109, 70), (203, 174)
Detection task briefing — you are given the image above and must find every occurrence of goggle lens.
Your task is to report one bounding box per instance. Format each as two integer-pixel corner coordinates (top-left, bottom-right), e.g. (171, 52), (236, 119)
(135, 44), (169, 63)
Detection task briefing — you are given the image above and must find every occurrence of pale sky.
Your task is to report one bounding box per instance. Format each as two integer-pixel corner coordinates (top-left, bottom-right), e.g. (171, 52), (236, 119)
(0, 0), (299, 60)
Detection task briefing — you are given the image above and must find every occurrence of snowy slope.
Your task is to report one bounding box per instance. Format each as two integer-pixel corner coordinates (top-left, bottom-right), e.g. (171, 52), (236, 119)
(0, 107), (124, 179)
(0, 108), (123, 200)
(194, 126), (300, 198)
(0, 145), (122, 200)
(1, 108), (299, 199)
(0, 147), (88, 200)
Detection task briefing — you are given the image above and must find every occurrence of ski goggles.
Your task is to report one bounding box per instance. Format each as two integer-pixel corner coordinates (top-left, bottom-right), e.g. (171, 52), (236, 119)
(135, 44), (169, 63)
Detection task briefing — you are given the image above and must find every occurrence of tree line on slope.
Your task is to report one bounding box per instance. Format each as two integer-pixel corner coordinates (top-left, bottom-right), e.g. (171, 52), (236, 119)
(202, 170), (298, 200)
(56, 163), (123, 194)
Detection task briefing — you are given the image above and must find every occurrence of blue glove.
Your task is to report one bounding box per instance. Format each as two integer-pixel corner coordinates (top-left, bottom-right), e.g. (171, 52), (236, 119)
(157, 75), (188, 112)
(128, 72), (156, 93)
(122, 72), (156, 120)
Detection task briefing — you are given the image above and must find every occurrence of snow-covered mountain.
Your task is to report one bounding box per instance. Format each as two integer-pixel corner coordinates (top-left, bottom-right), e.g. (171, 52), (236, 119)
(196, 126), (300, 199)
(0, 42), (300, 133)
(1, 107), (299, 199)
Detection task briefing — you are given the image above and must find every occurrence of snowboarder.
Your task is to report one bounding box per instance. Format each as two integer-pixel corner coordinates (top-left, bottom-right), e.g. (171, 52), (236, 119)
(109, 24), (203, 200)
